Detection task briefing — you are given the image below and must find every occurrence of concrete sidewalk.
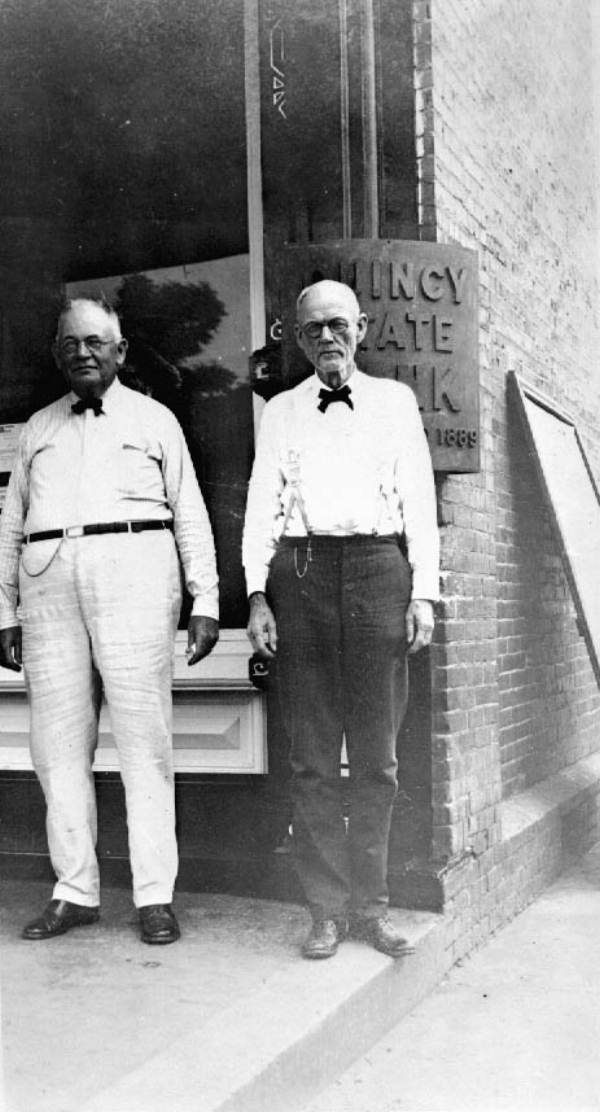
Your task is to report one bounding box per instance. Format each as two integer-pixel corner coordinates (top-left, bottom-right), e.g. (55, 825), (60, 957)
(0, 878), (442, 1112)
(307, 841), (600, 1112)
(2, 843), (600, 1112)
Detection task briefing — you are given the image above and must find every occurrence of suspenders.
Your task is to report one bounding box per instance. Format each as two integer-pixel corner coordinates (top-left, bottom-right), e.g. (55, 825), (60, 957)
(278, 393), (397, 577)
(280, 449), (312, 578)
(280, 399), (313, 577)
(280, 449), (312, 537)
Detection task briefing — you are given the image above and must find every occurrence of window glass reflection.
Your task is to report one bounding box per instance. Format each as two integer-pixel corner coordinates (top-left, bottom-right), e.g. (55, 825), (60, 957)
(68, 255), (254, 629)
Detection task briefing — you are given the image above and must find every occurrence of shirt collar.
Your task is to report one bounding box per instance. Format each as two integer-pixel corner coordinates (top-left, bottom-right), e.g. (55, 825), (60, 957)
(68, 375), (124, 415)
(308, 366), (363, 397)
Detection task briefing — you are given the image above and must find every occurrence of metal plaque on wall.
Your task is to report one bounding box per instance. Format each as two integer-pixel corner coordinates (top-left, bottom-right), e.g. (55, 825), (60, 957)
(273, 240), (480, 473)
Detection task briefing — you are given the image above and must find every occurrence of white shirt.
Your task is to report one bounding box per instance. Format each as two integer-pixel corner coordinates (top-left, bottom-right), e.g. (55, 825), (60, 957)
(242, 369), (439, 600)
(0, 377), (219, 627)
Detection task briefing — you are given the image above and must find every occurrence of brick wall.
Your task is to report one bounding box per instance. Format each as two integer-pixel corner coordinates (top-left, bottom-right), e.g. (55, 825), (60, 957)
(415, 0), (600, 876)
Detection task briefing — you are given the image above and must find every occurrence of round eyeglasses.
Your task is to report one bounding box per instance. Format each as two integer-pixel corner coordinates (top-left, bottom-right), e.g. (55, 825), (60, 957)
(300, 318), (352, 340)
(60, 337), (116, 357)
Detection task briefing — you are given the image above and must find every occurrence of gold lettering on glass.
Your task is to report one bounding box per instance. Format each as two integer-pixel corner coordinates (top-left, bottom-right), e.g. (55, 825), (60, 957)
(268, 18), (287, 119)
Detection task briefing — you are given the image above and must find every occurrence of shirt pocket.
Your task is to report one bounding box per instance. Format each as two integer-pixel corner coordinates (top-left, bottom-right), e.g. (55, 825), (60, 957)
(28, 443), (57, 484)
(117, 441), (163, 497)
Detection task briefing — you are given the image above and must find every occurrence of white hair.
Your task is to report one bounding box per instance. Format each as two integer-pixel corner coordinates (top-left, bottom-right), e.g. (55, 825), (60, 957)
(296, 280), (361, 317)
(56, 296), (123, 343)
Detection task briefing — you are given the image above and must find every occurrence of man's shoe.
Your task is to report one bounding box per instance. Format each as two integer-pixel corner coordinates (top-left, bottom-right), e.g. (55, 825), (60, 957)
(301, 918), (347, 960)
(21, 899), (100, 941)
(139, 904), (180, 945)
(349, 915), (414, 958)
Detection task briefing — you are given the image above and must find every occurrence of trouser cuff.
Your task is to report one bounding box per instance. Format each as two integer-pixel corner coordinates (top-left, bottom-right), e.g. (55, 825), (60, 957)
(53, 883), (100, 908)
(135, 893), (174, 909)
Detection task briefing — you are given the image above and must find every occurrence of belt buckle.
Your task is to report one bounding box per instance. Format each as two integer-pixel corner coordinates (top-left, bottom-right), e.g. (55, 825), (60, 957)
(65, 525), (84, 538)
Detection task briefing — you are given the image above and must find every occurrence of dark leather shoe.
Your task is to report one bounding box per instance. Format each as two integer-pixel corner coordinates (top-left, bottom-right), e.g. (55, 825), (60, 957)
(139, 904), (180, 945)
(22, 899), (100, 941)
(301, 918), (347, 960)
(349, 915), (414, 958)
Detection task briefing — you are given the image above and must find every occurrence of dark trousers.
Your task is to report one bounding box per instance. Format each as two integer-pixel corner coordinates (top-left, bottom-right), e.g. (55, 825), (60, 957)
(267, 534), (412, 921)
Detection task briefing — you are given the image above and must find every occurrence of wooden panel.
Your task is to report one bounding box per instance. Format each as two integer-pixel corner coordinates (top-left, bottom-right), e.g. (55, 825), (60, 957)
(0, 630), (252, 694)
(0, 630), (267, 774)
(0, 692), (29, 768)
(94, 691), (267, 775)
(172, 630), (254, 689)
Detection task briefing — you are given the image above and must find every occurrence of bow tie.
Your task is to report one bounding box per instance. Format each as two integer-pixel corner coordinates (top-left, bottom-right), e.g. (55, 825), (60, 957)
(71, 398), (104, 416)
(317, 385), (353, 413)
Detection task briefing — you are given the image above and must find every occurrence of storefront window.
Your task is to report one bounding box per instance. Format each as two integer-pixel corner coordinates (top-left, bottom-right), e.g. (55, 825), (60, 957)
(259, 0), (417, 330)
(0, 0), (255, 628)
(68, 256), (254, 628)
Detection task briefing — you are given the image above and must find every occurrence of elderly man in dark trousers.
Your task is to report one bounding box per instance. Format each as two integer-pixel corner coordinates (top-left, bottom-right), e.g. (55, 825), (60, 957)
(243, 280), (439, 960)
(0, 297), (219, 944)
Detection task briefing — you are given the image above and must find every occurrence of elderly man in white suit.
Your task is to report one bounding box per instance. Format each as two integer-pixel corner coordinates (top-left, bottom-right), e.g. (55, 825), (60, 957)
(0, 297), (219, 944)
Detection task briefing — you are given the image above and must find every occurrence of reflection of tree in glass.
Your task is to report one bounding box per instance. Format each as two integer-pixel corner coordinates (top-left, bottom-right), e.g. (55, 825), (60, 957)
(109, 270), (253, 630)
(113, 272), (237, 407)
(185, 360), (238, 396)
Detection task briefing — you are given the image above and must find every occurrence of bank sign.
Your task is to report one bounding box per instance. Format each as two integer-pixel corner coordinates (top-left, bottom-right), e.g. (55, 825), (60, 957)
(277, 240), (480, 472)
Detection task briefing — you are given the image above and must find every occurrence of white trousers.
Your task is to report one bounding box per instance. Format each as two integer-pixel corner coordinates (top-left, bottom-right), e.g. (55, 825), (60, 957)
(18, 531), (181, 908)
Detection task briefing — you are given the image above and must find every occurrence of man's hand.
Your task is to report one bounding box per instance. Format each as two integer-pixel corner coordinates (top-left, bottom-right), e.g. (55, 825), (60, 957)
(0, 626), (22, 671)
(186, 616), (219, 666)
(405, 600), (435, 655)
(247, 592), (277, 659)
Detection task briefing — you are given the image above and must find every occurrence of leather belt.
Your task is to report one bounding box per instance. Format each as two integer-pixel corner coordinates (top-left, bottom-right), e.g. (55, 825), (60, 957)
(23, 519), (174, 544)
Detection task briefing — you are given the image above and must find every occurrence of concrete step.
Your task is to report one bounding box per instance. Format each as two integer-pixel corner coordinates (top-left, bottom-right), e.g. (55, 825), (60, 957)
(305, 842), (600, 1112)
(2, 879), (447, 1112)
(79, 908), (446, 1112)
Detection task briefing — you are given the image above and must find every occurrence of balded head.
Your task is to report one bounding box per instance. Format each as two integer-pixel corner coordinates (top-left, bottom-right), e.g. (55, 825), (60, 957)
(294, 280), (367, 388)
(53, 298), (128, 400)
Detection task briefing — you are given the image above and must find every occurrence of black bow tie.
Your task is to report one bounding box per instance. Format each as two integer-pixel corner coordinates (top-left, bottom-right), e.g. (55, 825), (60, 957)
(317, 385), (353, 413)
(71, 398), (104, 416)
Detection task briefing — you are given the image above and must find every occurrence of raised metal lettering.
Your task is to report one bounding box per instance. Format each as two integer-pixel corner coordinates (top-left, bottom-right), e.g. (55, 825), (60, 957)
(420, 266), (445, 301)
(376, 312), (406, 350)
(447, 267), (468, 303)
(406, 313), (430, 351)
(433, 317), (453, 353)
(390, 261), (415, 300)
(371, 259), (382, 298)
(433, 365), (461, 413)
